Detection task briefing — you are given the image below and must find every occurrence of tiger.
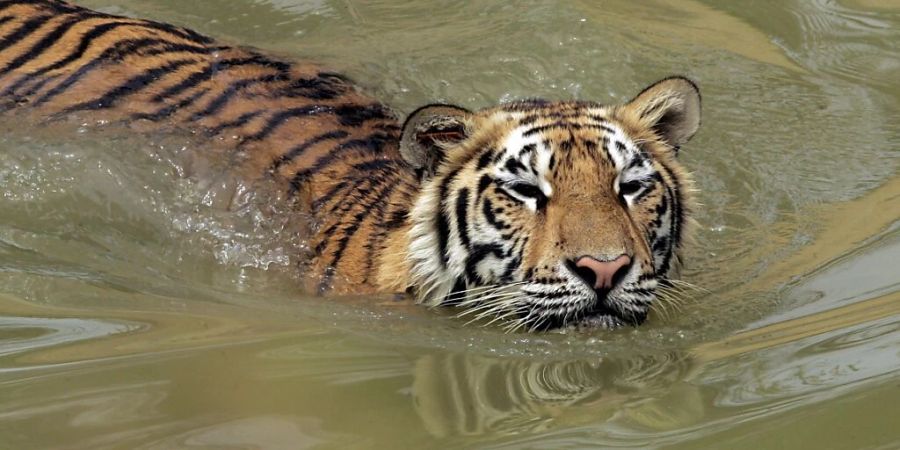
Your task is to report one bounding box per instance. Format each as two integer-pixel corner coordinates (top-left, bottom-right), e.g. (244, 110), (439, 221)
(0, 0), (701, 331)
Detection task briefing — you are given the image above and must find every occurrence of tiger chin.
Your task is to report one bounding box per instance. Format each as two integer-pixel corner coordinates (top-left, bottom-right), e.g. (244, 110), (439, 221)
(380, 79), (700, 331)
(0, 1), (700, 332)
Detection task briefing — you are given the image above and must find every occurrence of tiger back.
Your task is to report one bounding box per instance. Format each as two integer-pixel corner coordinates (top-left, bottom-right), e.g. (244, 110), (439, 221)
(0, 0), (418, 294)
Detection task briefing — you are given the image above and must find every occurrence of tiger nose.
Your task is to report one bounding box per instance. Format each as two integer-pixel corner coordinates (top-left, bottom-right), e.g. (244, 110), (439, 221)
(573, 254), (632, 290)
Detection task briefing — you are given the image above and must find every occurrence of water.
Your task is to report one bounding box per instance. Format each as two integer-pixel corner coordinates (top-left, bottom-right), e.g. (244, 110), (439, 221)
(1, 0), (898, 448)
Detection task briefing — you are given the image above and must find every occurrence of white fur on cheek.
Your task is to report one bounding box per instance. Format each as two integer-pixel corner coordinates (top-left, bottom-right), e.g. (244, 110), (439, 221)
(406, 179), (456, 305)
(534, 140), (554, 198)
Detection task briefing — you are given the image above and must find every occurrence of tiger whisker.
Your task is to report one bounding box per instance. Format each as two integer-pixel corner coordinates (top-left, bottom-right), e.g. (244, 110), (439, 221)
(455, 288), (524, 307)
(455, 294), (522, 318)
(466, 304), (522, 327)
(446, 281), (528, 299)
(459, 297), (524, 320)
(446, 282), (528, 305)
(481, 306), (526, 327)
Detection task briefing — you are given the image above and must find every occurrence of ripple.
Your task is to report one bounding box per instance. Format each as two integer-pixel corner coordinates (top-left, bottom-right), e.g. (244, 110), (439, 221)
(0, 316), (139, 360)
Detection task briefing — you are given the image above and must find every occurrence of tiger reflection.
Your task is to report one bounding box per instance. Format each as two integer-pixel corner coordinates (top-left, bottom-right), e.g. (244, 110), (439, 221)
(411, 351), (704, 437)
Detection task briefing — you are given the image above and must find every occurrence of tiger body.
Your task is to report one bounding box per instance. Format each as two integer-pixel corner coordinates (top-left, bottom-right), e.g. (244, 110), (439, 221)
(0, 0), (415, 295)
(0, 0), (701, 330)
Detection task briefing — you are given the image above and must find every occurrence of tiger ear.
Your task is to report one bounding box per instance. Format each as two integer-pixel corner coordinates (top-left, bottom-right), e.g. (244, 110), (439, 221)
(621, 77), (701, 152)
(400, 104), (471, 177)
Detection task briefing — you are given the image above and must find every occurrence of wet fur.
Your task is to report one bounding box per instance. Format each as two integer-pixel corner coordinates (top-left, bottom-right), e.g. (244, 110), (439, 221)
(0, 0), (700, 330)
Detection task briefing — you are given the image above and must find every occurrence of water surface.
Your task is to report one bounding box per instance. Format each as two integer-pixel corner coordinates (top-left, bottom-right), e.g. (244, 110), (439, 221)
(1, 0), (898, 448)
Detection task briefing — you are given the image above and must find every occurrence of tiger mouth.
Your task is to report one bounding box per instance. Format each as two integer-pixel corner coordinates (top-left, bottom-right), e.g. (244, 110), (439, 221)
(572, 301), (646, 330)
(528, 293), (648, 331)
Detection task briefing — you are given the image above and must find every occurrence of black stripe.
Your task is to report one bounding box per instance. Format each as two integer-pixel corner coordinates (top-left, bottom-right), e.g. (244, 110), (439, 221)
(150, 61), (218, 103)
(442, 277), (467, 306)
(13, 20), (145, 78)
(238, 103), (389, 138)
(242, 105), (334, 143)
(316, 162), (393, 217)
(637, 273), (657, 282)
(482, 198), (510, 231)
(601, 136), (612, 164)
(632, 180), (657, 204)
(313, 177), (376, 256)
(203, 109), (264, 136)
(189, 73), (285, 121)
(348, 157), (398, 174)
(280, 72), (349, 100)
(271, 130), (350, 171)
(0, 14), (89, 77)
(23, 20), (207, 79)
(623, 287), (654, 296)
(138, 42), (223, 58)
(475, 174), (492, 198)
(654, 162), (684, 277)
(504, 158), (525, 174)
(656, 184), (678, 275)
(435, 167), (461, 267)
(521, 289), (575, 300)
(500, 253), (521, 282)
(129, 87), (209, 121)
(586, 116), (615, 132)
(436, 210), (451, 268)
(455, 187), (471, 247)
(524, 267), (535, 280)
(311, 179), (352, 212)
(334, 103), (392, 126)
(531, 276), (566, 285)
(289, 132), (392, 188)
(16, 72), (56, 97)
(624, 155), (648, 171)
(0, 14), (53, 52)
(317, 180), (397, 294)
(501, 99), (550, 112)
(475, 149), (494, 170)
(520, 143), (536, 155)
(522, 122), (613, 137)
(518, 111), (599, 124)
(151, 55), (284, 103)
(522, 122), (574, 137)
(2, 70), (41, 96)
(31, 37), (190, 106)
(382, 207), (408, 229)
(0, 16), (13, 27)
(322, 179), (396, 278)
(464, 244), (504, 284)
(670, 182), (684, 260)
(363, 177), (401, 282)
(58, 58), (200, 114)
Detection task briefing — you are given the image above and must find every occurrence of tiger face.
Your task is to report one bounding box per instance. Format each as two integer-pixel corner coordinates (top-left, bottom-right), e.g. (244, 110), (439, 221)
(399, 78), (700, 330)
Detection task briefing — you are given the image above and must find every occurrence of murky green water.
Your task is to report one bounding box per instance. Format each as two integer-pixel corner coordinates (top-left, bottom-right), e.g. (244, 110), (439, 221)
(2, 0), (899, 448)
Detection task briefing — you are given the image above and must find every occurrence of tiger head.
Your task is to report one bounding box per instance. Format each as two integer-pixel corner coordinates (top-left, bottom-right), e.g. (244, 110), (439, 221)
(397, 77), (701, 331)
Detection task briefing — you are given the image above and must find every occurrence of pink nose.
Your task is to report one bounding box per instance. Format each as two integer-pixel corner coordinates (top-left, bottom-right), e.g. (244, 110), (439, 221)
(574, 254), (632, 290)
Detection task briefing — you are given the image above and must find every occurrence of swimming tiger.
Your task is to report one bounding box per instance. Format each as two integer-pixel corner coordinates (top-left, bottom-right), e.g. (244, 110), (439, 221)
(0, 0), (701, 330)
